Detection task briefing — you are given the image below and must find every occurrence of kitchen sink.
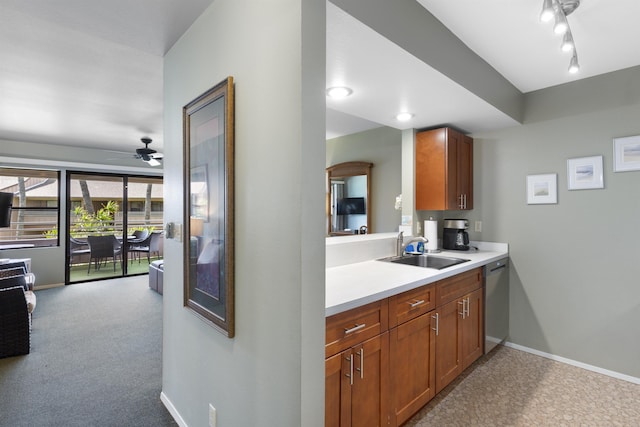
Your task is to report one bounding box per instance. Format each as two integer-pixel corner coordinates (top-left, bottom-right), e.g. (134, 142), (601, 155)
(378, 254), (470, 270)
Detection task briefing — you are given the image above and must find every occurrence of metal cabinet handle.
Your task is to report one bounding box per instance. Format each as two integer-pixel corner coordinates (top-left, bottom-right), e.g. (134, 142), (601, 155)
(355, 348), (364, 379)
(344, 323), (365, 335)
(432, 313), (439, 335)
(345, 354), (353, 385)
(408, 299), (425, 308)
(458, 300), (465, 318)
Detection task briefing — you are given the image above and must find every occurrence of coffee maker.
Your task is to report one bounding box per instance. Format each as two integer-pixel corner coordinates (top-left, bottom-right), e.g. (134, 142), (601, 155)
(443, 219), (470, 251)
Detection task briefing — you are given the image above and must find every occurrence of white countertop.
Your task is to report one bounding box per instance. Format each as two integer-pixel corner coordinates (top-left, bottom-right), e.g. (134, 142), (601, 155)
(325, 241), (508, 317)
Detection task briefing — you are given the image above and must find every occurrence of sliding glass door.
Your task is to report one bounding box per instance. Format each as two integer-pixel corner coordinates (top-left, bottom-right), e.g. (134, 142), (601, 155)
(66, 173), (163, 284)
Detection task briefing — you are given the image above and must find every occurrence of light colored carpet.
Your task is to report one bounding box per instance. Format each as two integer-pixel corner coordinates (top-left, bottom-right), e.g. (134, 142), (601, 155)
(406, 345), (640, 426)
(0, 276), (176, 427)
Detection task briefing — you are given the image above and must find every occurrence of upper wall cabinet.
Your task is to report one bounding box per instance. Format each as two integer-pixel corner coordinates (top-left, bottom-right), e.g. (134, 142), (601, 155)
(416, 128), (473, 211)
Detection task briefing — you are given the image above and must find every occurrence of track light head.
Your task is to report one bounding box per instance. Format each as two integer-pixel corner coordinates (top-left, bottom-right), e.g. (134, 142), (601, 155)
(561, 31), (575, 52)
(568, 52), (580, 73)
(540, 0), (555, 22)
(553, 8), (569, 34)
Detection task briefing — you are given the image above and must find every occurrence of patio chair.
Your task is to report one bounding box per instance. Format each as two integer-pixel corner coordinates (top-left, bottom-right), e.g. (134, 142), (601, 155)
(127, 229), (150, 262)
(87, 235), (123, 273)
(129, 232), (163, 264)
(69, 237), (90, 266)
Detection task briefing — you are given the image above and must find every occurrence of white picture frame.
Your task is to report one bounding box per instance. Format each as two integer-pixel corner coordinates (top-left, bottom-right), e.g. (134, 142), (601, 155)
(613, 135), (640, 172)
(567, 155), (604, 190)
(526, 174), (557, 204)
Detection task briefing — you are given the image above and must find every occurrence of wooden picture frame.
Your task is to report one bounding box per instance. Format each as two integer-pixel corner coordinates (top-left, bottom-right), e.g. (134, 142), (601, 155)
(183, 77), (235, 337)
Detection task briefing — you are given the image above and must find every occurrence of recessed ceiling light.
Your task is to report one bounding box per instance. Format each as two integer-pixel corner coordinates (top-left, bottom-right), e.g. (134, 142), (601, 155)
(326, 87), (353, 99)
(396, 112), (414, 122)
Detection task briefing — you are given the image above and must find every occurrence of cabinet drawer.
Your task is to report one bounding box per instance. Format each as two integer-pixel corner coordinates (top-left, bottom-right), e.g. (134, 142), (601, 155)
(388, 283), (436, 328)
(435, 268), (482, 307)
(325, 299), (389, 358)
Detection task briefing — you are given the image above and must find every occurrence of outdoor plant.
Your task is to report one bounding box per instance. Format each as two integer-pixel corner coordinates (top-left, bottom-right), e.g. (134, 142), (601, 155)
(71, 200), (119, 236)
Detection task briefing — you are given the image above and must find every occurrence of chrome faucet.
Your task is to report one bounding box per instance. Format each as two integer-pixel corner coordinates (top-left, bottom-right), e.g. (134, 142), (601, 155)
(396, 231), (429, 256)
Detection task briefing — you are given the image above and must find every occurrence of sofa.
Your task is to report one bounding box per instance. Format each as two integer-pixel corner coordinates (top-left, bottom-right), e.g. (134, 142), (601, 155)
(149, 260), (163, 295)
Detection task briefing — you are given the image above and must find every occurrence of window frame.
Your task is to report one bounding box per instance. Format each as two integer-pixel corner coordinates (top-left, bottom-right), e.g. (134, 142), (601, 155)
(0, 168), (61, 248)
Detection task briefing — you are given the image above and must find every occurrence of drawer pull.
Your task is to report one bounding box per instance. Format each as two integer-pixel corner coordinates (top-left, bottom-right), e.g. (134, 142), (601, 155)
(458, 300), (466, 318)
(344, 323), (366, 335)
(408, 299), (425, 308)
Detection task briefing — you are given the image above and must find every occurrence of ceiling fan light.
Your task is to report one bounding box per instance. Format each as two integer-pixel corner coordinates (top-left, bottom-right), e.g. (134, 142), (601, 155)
(568, 52), (580, 73)
(326, 86), (353, 99)
(540, 0), (555, 22)
(561, 31), (575, 52)
(553, 9), (568, 34)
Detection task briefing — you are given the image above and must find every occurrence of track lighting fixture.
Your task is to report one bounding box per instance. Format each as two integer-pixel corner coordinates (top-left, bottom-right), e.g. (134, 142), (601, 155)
(540, 0), (581, 74)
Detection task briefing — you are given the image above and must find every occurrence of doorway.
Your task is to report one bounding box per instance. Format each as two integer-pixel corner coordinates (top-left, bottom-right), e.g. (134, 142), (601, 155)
(66, 172), (164, 284)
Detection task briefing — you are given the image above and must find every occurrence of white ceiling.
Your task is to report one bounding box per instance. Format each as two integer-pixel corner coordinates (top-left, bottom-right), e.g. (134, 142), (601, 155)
(326, 0), (640, 139)
(0, 0), (213, 154)
(1, 0), (639, 150)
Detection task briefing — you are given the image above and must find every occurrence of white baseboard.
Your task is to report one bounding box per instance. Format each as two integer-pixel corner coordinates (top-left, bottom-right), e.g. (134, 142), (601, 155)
(161, 391), (188, 427)
(504, 341), (640, 385)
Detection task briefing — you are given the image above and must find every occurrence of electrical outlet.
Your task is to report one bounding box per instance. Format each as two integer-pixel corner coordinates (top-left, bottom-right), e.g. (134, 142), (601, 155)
(209, 404), (217, 427)
(475, 221), (482, 232)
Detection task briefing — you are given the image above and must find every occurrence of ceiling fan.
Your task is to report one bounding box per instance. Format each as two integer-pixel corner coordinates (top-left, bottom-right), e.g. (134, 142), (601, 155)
(135, 137), (163, 166)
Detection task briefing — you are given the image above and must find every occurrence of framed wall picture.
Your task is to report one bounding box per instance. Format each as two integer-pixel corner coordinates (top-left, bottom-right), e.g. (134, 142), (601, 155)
(613, 135), (640, 172)
(567, 155), (604, 190)
(526, 174), (557, 204)
(183, 76), (235, 337)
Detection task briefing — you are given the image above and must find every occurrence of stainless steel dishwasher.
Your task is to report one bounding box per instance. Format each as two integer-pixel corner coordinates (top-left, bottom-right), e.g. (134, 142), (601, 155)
(484, 258), (509, 354)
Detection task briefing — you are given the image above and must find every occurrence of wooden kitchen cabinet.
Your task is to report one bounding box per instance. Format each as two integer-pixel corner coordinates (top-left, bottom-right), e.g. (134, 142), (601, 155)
(325, 300), (390, 426)
(415, 127), (473, 210)
(326, 268), (484, 426)
(325, 333), (390, 427)
(389, 311), (436, 426)
(434, 283), (483, 393)
(388, 283), (437, 426)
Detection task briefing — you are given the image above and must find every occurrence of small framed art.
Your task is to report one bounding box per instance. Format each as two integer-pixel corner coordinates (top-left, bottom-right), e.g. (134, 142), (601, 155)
(567, 155), (604, 190)
(526, 174), (557, 204)
(613, 135), (640, 172)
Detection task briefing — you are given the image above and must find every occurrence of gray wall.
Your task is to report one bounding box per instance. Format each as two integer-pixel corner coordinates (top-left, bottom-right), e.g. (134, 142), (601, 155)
(0, 139), (161, 286)
(162, 0), (325, 426)
(466, 66), (640, 378)
(327, 126), (402, 233)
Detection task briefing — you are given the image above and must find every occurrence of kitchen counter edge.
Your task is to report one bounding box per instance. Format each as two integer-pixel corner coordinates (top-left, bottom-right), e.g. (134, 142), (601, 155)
(326, 241), (508, 317)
